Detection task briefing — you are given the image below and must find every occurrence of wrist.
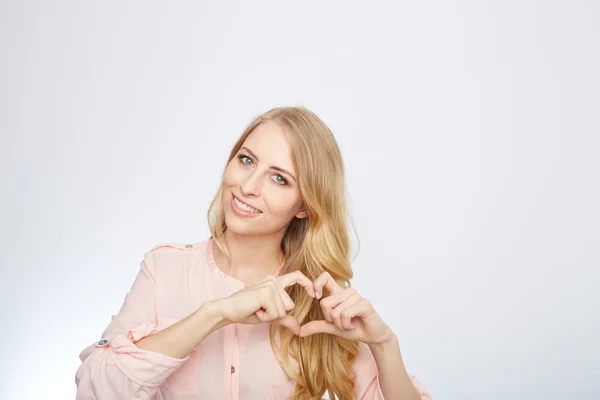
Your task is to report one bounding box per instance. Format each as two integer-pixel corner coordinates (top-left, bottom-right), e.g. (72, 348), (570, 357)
(368, 330), (398, 353)
(192, 300), (230, 335)
(172, 300), (230, 353)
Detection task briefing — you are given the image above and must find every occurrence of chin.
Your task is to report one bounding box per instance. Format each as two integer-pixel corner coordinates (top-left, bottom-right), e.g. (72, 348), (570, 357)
(223, 214), (246, 235)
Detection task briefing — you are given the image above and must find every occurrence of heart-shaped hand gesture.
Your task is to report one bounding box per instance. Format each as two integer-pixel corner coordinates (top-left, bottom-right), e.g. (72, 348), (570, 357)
(299, 272), (394, 345)
(217, 271), (316, 335)
(217, 270), (393, 345)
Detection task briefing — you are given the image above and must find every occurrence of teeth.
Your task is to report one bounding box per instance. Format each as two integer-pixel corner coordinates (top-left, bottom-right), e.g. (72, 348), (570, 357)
(234, 196), (260, 213)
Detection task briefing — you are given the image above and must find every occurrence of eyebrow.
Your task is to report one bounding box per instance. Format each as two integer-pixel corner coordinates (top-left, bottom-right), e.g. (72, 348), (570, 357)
(240, 146), (297, 182)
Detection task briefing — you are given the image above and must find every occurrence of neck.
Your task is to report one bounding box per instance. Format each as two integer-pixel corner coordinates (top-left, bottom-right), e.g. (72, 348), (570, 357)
(213, 229), (285, 284)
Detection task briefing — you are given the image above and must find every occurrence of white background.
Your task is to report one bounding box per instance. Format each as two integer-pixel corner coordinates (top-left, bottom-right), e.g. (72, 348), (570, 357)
(1, 1), (599, 399)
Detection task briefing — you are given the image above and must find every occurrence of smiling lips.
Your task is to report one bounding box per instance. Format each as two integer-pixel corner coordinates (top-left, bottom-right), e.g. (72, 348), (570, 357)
(231, 194), (262, 217)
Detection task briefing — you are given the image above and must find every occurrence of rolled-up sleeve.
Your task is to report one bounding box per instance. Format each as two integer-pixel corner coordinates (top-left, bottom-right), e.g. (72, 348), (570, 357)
(75, 251), (188, 400)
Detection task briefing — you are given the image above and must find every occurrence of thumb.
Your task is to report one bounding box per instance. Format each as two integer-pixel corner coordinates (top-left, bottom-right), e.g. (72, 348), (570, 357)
(299, 320), (340, 337)
(273, 315), (301, 335)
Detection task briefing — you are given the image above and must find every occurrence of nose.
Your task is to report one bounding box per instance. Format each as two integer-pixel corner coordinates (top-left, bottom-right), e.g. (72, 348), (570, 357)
(240, 169), (261, 197)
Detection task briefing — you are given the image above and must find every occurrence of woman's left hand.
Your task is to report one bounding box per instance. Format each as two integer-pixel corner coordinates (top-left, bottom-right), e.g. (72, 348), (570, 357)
(299, 272), (394, 345)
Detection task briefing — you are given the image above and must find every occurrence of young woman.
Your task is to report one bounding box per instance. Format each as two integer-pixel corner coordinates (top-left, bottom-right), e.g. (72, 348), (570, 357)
(75, 107), (432, 400)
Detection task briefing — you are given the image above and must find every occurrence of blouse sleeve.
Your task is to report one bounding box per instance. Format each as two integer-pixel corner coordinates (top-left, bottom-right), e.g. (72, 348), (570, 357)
(75, 250), (188, 400)
(354, 343), (432, 400)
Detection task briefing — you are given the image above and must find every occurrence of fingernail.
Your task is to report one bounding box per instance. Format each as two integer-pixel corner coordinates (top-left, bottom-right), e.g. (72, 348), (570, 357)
(315, 291), (321, 299)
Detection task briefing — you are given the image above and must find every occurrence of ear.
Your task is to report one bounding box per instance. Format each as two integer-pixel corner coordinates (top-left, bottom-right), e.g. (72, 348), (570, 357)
(295, 208), (308, 219)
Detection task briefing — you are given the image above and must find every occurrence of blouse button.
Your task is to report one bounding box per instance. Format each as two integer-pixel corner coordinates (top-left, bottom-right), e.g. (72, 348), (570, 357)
(231, 366), (235, 373)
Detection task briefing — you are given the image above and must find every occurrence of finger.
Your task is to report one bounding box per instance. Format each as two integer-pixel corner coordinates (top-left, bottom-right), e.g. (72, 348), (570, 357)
(339, 298), (374, 323)
(277, 271), (316, 298)
(330, 293), (361, 330)
(266, 275), (295, 311)
(257, 285), (285, 321)
(341, 309), (357, 330)
(320, 288), (356, 322)
(273, 315), (301, 335)
(313, 271), (344, 299)
(320, 288), (357, 310)
(331, 294), (361, 330)
(279, 288), (296, 312)
(299, 320), (343, 338)
(268, 281), (287, 318)
(340, 296), (362, 330)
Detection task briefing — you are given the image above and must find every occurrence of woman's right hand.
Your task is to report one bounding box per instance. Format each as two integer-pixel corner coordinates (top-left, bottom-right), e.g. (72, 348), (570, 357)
(213, 271), (316, 334)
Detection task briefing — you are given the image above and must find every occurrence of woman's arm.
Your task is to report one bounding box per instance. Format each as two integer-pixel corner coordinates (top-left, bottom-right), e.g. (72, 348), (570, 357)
(75, 247), (220, 400)
(76, 246), (314, 400)
(136, 269), (315, 360)
(134, 300), (225, 358)
(301, 272), (431, 399)
(368, 333), (421, 400)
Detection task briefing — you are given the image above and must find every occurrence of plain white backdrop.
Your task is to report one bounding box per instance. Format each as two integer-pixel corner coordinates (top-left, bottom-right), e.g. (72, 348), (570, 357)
(1, 1), (599, 399)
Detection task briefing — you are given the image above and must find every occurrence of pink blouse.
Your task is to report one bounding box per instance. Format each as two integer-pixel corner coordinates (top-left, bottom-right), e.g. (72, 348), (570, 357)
(75, 239), (431, 399)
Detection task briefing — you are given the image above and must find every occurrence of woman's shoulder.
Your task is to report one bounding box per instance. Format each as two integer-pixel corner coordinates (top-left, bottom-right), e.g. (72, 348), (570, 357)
(143, 239), (211, 267)
(147, 240), (209, 254)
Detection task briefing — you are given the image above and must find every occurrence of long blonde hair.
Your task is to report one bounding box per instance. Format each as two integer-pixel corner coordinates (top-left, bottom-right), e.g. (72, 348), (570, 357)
(207, 106), (359, 399)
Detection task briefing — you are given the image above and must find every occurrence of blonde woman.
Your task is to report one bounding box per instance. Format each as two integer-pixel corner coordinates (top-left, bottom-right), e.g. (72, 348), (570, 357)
(75, 107), (432, 400)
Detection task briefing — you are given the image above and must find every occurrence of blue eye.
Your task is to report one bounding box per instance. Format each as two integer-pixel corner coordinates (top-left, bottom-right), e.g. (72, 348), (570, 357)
(239, 155), (253, 165)
(272, 175), (288, 185)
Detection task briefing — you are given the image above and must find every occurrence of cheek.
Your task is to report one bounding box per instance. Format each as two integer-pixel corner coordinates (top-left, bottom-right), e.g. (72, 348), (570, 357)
(223, 163), (243, 187)
(263, 188), (302, 216)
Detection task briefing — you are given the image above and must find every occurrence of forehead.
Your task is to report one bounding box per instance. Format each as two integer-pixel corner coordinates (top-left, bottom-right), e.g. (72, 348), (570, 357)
(242, 121), (296, 172)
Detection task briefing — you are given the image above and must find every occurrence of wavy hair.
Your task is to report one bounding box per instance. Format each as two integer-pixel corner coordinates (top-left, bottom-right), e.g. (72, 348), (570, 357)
(207, 106), (359, 399)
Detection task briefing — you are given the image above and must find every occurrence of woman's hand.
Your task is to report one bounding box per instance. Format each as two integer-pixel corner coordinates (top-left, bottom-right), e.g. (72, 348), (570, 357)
(299, 272), (394, 345)
(214, 271), (316, 334)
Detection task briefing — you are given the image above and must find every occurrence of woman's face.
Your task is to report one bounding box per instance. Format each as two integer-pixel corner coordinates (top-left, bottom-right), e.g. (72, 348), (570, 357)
(221, 120), (307, 237)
